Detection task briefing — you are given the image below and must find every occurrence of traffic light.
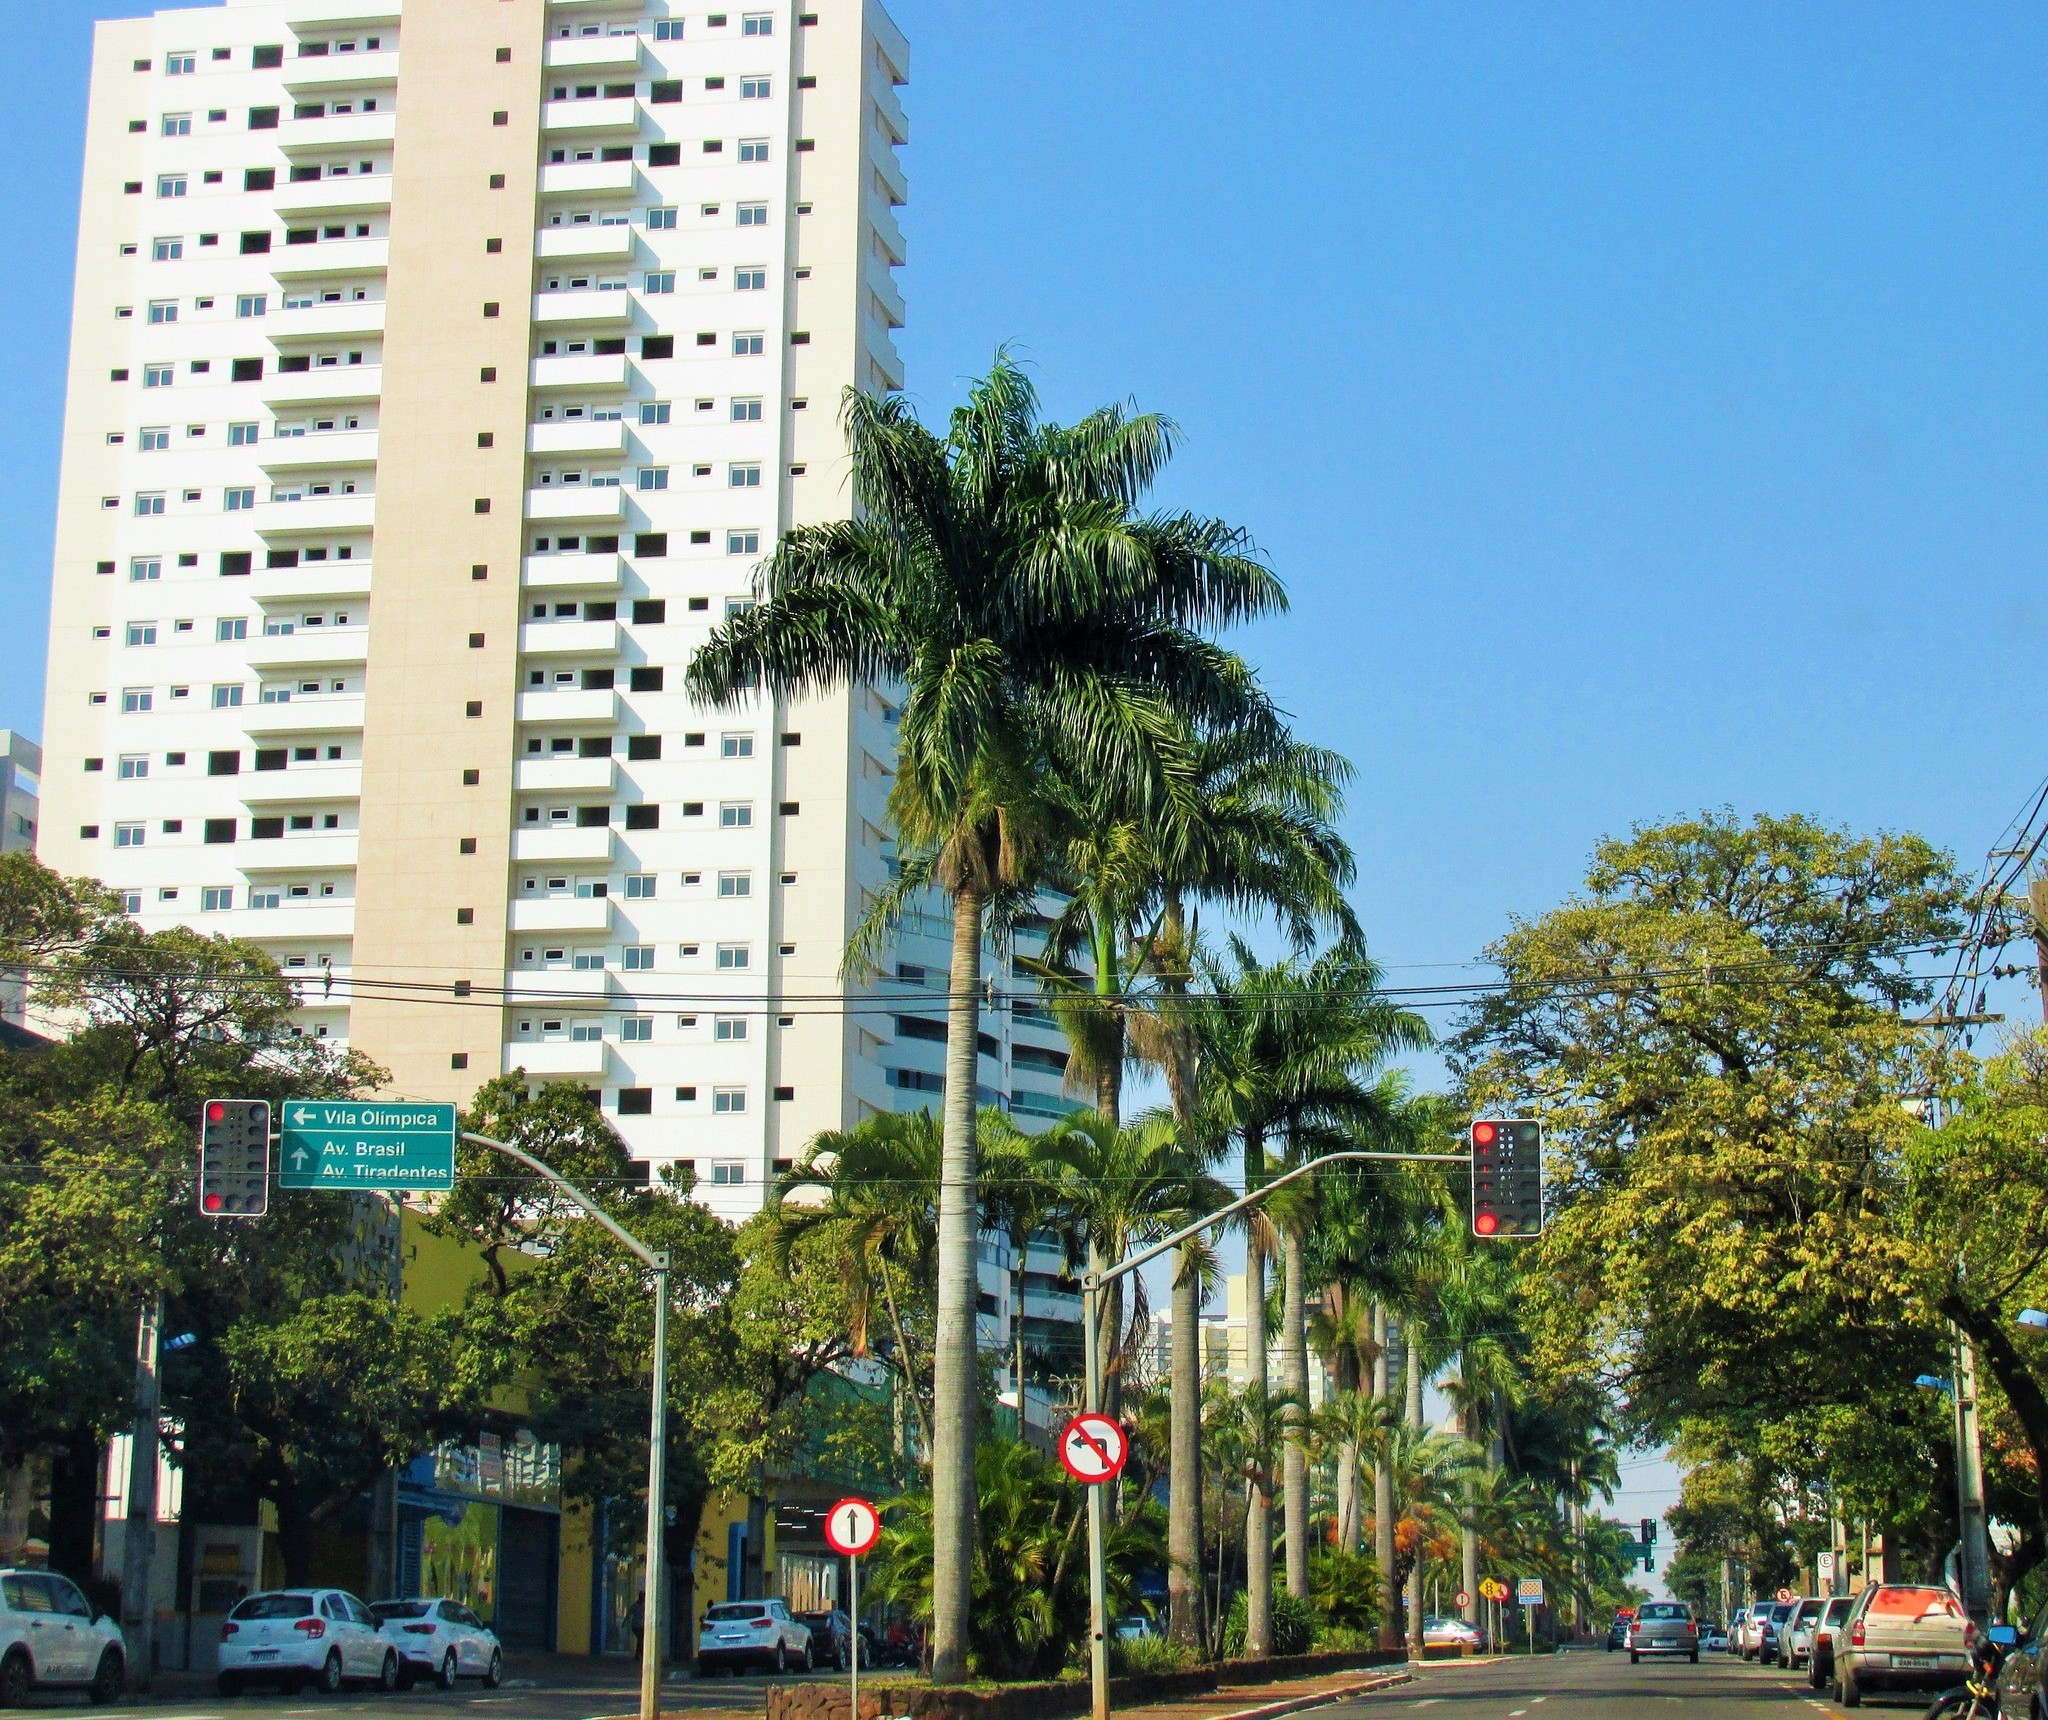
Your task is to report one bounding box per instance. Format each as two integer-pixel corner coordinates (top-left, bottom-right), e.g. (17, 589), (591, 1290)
(199, 1098), (271, 1218)
(1470, 1118), (1543, 1238)
(1641, 1517), (1657, 1545)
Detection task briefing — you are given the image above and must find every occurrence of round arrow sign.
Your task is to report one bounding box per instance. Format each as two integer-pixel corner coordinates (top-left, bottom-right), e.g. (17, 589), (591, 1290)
(823, 1496), (880, 1557)
(1058, 1414), (1130, 1484)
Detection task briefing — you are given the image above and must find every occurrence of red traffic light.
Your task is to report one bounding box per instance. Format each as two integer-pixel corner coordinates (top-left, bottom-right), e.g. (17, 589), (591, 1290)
(1474, 1211), (1499, 1236)
(207, 1101), (227, 1123)
(1472, 1121), (1496, 1145)
(203, 1192), (223, 1212)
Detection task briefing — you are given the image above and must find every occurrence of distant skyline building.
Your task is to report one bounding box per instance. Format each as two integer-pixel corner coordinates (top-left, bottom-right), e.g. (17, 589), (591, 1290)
(0, 731), (38, 855)
(33, 0), (1081, 1239)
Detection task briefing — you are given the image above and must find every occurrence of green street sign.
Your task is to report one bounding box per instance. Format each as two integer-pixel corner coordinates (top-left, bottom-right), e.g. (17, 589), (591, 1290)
(279, 1100), (457, 1190)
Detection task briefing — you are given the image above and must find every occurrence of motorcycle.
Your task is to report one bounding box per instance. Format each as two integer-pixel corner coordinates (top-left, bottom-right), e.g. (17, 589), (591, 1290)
(1923, 1624), (2019, 1720)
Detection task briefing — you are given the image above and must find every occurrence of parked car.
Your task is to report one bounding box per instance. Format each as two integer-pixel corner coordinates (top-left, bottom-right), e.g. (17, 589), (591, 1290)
(1727, 1605), (1750, 1654)
(217, 1589), (398, 1696)
(370, 1598), (503, 1690)
(1829, 1582), (1970, 1707)
(794, 1610), (853, 1671)
(1608, 1611), (1634, 1651)
(1752, 1601), (1793, 1662)
(695, 1600), (812, 1676)
(1778, 1596), (1824, 1669)
(1628, 1600), (1700, 1663)
(1808, 1595), (1855, 1689)
(1112, 1615), (1159, 1641)
(1423, 1616), (1482, 1650)
(1701, 1623), (1729, 1652)
(0, 1569), (125, 1706)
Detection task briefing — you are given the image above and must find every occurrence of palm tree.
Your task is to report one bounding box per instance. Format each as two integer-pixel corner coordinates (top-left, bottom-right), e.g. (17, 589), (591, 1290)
(687, 356), (1283, 1679)
(977, 1113), (1062, 1433)
(772, 1109), (944, 1451)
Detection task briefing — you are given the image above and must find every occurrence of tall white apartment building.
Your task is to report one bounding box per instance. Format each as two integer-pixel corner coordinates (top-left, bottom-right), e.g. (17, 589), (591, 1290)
(0, 732), (38, 854)
(37, 0), (1081, 1224)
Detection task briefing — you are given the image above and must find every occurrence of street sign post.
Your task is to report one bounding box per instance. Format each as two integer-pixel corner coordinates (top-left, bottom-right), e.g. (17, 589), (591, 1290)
(824, 1498), (880, 1720)
(1058, 1415), (1130, 1485)
(1517, 1579), (1544, 1657)
(279, 1099), (456, 1190)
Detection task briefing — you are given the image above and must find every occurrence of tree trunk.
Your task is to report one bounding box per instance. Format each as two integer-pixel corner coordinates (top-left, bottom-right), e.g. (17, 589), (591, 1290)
(275, 1496), (316, 1588)
(1013, 1230), (1030, 1440)
(1403, 1327), (1423, 1650)
(1244, 1136), (1272, 1660)
(1334, 1347), (1361, 1555)
(48, 1429), (103, 1595)
(1373, 1303), (1398, 1650)
(1168, 1242), (1206, 1648)
(928, 885), (986, 1685)
(1281, 1230), (1310, 1600)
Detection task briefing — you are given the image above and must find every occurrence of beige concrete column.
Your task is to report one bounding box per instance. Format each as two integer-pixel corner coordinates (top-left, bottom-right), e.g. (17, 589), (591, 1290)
(349, 0), (547, 1100)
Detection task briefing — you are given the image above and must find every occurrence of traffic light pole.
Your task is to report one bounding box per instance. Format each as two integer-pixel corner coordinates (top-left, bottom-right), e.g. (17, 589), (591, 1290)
(459, 1133), (669, 1720)
(1079, 1149), (1470, 1720)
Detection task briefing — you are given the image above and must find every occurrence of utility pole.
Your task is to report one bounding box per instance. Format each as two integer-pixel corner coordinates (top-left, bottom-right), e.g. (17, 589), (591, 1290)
(1953, 1326), (1993, 1623)
(2030, 877), (2048, 1023)
(121, 1294), (163, 1690)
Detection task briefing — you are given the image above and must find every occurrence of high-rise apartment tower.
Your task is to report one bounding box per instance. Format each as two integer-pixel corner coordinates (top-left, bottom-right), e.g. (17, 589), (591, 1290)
(39, 0), (1082, 1220)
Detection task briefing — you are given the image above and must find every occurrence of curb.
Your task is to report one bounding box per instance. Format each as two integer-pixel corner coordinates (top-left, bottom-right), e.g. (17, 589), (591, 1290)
(1211, 1672), (1415, 1720)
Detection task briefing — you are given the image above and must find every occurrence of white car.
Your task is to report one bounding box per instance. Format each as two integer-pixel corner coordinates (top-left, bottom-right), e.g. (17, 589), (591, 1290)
(695, 1599), (813, 1676)
(0, 1569), (126, 1705)
(371, 1598), (503, 1689)
(217, 1588), (399, 1695)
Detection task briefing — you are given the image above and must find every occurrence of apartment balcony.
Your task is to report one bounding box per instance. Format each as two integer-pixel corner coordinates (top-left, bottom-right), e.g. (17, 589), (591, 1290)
(504, 1038), (609, 1077)
(283, 48), (399, 91)
(526, 485), (625, 523)
(240, 762), (364, 804)
(259, 429), (379, 473)
(869, 145), (908, 210)
(523, 552), (622, 590)
(509, 896), (613, 934)
(519, 617), (619, 656)
(280, 111), (397, 155)
(245, 625), (371, 670)
(273, 173), (394, 218)
(281, 0), (398, 24)
(544, 34), (641, 71)
(268, 298), (387, 340)
(263, 365), (383, 408)
(866, 256), (907, 329)
(511, 824), (614, 862)
(238, 900), (357, 940)
(514, 756), (616, 793)
(534, 288), (633, 326)
(238, 832), (360, 872)
(536, 225), (635, 262)
(270, 238), (390, 280)
(242, 695), (367, 735)
(252, 560), (373, 602)
(541, 96), (639, 135)
(538, 159), (636, 197)
(529, 419), (626, 456)
(517, 687), (617, 725)
(530, 353), (628, 391)
(506, 965), (612, 1000)
(874, 80), (910, 147)
(252, 493), (378, 536)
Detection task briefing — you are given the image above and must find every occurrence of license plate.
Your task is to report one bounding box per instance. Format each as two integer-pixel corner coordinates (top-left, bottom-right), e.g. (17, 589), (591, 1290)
(249, 1650), (278, 1660)
(1892, 1654), (1937, 1669)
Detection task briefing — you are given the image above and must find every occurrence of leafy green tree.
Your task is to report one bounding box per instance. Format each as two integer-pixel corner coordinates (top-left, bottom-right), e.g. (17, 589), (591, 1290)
(687, 355), (1283, 1680)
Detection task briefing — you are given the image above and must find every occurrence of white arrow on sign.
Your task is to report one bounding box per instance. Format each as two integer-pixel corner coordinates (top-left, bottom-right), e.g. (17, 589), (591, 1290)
(1058, 1414), (1130, 1484)
(288, 1104), (316, 1126)
(289, 1146), (310, 1169)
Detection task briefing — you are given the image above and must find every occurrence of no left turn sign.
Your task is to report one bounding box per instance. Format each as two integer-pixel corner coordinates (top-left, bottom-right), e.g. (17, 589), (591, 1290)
(824, 1496), (880, 1556)
(1058, 1414), (1130, 1484)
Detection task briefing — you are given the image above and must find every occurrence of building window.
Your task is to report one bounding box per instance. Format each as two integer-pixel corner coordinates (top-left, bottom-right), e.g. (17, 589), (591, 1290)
(712, 1088), (747, 1116)
(643, 270), (675, 294)
(201, 885), (233, 912)
(734, 266), (766, 292)
(720, 733), (754, 759)
(719, 802), (753, 829)
(709, 1158), (745, 1182)
(147, 300), (178, 325)
(166, 51), (195, 75)
(654, 19), (684, 39)
(126, 622), (157, 646)
(152, 237), (183, 262)
(728, 463), (761, 489)
(646, 206), (677, 230)
(639, 401), (671, 425)
(620, 1016), (653, 1042)
(616, 1087), (653, 1115)
(637, 467), (669, 492)
(143, 364), (174, 388)
(135, 493), (166, 516)
(714, 1016), (747, 1042)
(116, 754), (149, 780)
(162, 112), (192, 136)
(121, 687), (153, 712)
(732, 331), (764, 357)
(715, 943), (749, 970)
(736, 202), (768, 228)
(727, 531), (760, 555)
(114, 823), (146, 848)
(158, 174), (188, 199)
(236, 293), (267, 318)
(211, 684), (244, 709)
(730, 397), (763, 422)
(741, 78), (771, 99)
(139, 427), (170, 451)
(228, 422), (259, 446)
(741, 14), (773, 35)
(738, 138), (769, 163)
(130, 558), (161, 582)
(623, 946), (655, 970)
(624, 874), (656, 899)
(225, 488), (255, 511)
(217, 618), (247, 641)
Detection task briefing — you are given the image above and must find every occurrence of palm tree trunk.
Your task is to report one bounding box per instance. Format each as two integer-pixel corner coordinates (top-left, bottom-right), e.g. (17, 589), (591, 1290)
(1244, 1126), (1272, 1659)
(1404, 1324), (1423, 1651)
(1281, 1229), (1311, 1600)
(1168, 1242), (1206, 1648)
(1458, 1353), (1478, 1632)
(1334, 1348), (1361, 1554)
(928, 884), (985, 1685)
(1013, 1229), (1030, 1440)
(1372, 1302), (1398, 1651)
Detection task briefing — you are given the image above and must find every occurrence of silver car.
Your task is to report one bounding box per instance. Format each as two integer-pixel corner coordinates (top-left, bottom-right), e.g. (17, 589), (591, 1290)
(1629, 1600), (1700, 1663)
(1778, 1596), (1824, 1668)
(1829, 1583), (1969, 1706)
(1808, 1595), (1855, 1689)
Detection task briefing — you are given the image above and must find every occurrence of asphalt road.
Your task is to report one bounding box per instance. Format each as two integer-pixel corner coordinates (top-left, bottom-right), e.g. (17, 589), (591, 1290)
(1331, 1647), (1934, 1717)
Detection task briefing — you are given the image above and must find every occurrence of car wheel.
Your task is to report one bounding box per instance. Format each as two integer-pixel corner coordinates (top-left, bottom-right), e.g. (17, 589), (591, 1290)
(438, 1650), (459, 1690)
(1837, 1668), (1860, 1708)
(1629, 1652), (1639, 1665)
(800, 1646), (813, 1674)
(377, 1651), (400, 1694)
(774, 1642), (787, 1675)
(0, 1650), (31, 1708)
(482, 1649), (501, 1689)
(696, 1658), (712, 1679)
(88, 1648), (125, 1706)
(315, 1650), (344, 1696)
(217, 1670), (242, 1699)
(1689, 1651), (1698, 1665)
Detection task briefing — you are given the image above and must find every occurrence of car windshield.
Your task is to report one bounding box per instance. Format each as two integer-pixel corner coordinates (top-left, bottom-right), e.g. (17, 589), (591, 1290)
(706, 1604), (767, 1622)
(232, 1594), (314, 1620)
(1826, 1599), (1853, 1621)
(372, 1601), (430, 1620)
(1637, 1603), (1688, 1621)
(1869, 1587), (1962, 1620)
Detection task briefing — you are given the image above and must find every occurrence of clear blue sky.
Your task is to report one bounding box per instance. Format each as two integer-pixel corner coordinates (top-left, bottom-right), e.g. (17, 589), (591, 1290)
(12, 1), (2046, 1008)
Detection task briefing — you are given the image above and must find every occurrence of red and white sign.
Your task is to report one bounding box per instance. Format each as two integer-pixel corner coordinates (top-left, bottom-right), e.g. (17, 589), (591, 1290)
(1775, 1587), (1795, 1605)
(1454, 1590), (1471, 1610)
(824, 1496), (880, 1557)
(1058, 1414), (1130, 1484)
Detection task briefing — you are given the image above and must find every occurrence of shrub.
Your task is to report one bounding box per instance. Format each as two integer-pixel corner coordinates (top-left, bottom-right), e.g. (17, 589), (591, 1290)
(1108, 1634), (1196, 1677)
(1306, 1549), (1382, 1635)
(1220, 1587), (1316, 1658)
